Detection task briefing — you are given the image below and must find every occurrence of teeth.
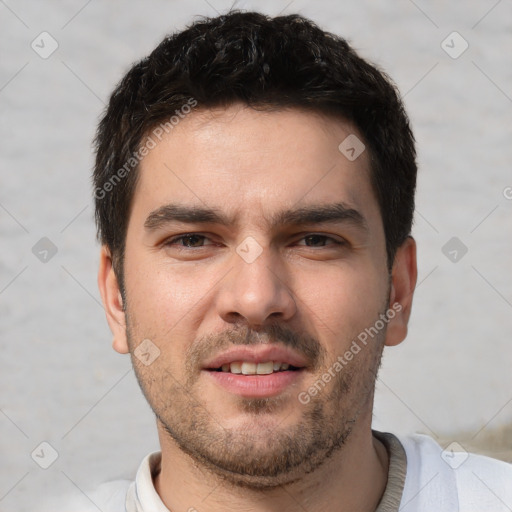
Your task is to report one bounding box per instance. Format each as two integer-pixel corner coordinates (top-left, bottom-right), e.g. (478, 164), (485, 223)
(256, 361), (274, 375)
(241, 362), (257, 375)
(230, 362), (242, 374)
(219, 361), (294, 374)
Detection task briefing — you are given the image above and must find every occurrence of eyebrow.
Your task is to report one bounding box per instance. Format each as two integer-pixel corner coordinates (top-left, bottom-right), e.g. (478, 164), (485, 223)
(144, 202), (368, 233)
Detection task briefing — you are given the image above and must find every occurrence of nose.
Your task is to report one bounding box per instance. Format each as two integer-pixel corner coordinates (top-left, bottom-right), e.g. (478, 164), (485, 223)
(216, 243), (297, 328)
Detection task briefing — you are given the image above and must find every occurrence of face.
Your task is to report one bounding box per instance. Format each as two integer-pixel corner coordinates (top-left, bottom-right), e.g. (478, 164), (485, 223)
(100, 104), (415, 488)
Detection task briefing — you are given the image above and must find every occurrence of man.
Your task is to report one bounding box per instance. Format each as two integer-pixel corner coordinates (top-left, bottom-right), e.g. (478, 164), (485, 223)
(89, 10), (511, 512)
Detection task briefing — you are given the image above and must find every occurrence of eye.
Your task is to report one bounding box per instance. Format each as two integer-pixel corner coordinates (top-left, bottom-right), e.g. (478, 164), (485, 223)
(296, 234), (344, 247)
(164, 234), (212, 248)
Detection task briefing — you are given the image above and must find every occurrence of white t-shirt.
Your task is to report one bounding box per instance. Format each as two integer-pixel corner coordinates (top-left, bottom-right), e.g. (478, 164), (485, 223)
(46, 431), (512, 511)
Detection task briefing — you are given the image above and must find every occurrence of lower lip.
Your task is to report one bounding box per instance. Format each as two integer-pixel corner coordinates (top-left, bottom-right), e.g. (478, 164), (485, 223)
(205, 370), (304, 398)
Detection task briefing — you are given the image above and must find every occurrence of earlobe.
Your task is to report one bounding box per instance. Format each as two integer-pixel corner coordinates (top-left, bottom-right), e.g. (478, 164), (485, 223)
(97, 246), (130, 354)
(385, 236), (418, 347)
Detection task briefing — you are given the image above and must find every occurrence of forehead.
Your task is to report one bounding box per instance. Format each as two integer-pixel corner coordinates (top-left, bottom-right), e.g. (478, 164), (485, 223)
(132, 104), (379, 229)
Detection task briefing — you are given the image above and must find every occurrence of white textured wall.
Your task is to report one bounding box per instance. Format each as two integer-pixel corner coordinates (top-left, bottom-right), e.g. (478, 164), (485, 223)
(1, 1), (511, 510)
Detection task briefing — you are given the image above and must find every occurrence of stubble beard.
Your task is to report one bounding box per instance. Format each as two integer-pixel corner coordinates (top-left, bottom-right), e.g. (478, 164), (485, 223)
(127, 314), (386, 489)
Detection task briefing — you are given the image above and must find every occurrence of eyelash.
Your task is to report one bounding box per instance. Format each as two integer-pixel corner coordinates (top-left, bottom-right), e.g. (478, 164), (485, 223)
(164, 233), (345, 249)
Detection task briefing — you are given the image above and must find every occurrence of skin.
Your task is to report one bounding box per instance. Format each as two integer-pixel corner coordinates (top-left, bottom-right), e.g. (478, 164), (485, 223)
(98, 104), (417, 512)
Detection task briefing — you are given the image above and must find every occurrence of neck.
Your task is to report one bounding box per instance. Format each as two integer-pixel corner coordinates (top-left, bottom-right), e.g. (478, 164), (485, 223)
(154, 415), (389, 512)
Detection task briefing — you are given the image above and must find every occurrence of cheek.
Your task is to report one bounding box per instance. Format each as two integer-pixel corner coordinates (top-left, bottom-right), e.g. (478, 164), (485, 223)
(124, 255), (220, 338)
(299, 263), (387, 352)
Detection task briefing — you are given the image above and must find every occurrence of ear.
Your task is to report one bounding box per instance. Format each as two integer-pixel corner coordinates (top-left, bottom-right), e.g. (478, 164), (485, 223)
(97, 246), (129, 354)
(384, 236), (417, 347)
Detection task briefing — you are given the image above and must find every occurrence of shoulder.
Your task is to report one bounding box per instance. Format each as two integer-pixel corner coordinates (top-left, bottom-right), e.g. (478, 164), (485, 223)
(89, 479), (133, 511)
(40, 479), (132, 512)
(41, 452), (161, 511)
(398, 432), (512, 511)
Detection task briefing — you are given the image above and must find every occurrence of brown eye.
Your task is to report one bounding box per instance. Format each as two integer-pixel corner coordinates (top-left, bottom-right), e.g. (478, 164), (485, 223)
(166, 234), (209, 247)
(298, 234), (343, 247)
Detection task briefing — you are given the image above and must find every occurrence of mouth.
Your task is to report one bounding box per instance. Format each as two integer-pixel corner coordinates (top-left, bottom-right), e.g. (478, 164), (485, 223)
(209, 361), (302, 375)
(203, 346), (308, 398)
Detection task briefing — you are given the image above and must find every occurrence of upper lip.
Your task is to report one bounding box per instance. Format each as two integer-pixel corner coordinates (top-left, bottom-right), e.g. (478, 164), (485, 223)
(203, 345), (309, 369)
